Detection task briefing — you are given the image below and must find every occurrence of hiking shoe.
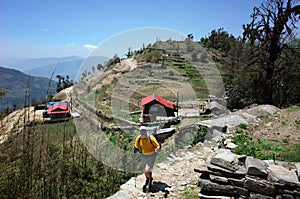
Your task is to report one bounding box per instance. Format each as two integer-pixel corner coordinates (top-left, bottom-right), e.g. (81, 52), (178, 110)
(143, 178), (150, 193)
(148, 177), (153, 191)
(145, 177), (153, 193)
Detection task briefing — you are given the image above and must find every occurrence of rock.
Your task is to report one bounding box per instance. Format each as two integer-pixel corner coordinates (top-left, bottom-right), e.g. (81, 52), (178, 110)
(210, 149), (239, 171)
(156, 162), (168, 169)
(281, 194), (295, 199)
(198, 192), (232, 199)
(199, 146), (212, 159)
(199, 179), (248, 197)
(180, 182), (187, 186)
(120, 183), (143, 194)
(223, 139), (231, 145)
(295, 163), (300, 180)
(226, 142), (237, 149)
(268, 164), (299, 184)
(228, 177), (245, 187)
(207, 162), (247, 178)
(211, 129), (223, 138)
(249, 193), (274, 199)
(244, 176), (277, 197)
(209, 174), (228, 184)
(245, 157), (268, 178)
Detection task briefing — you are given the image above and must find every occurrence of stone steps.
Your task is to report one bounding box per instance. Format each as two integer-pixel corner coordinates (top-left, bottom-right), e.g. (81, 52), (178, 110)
(195, 148), (300, 198)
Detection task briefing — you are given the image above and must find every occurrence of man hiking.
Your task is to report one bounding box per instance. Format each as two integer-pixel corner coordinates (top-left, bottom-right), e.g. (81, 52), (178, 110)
(133, 125), (160, 192)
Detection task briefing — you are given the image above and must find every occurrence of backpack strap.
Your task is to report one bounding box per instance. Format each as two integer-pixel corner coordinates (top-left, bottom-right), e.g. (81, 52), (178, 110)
(148, 135), (155, 147)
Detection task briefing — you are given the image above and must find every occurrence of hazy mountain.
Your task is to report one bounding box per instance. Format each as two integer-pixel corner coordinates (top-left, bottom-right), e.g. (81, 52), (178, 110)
(0, 66), (56, 112)
(0, 56), (109, 81)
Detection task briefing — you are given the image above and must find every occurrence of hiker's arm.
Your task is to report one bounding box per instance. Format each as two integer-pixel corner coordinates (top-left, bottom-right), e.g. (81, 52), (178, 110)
(133, 136), (139, 152)
(155, 145), (160, 152)
(150, 136), (160, 152)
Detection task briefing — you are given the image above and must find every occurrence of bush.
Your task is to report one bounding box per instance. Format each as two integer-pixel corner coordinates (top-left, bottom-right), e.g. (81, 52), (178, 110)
(192, 125), (209, 145)
(239, 123), (248, 130)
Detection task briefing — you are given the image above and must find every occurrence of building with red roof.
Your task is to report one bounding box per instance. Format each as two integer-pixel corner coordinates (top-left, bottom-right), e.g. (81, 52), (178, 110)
(141, 93), (176, 122)
(43, 101), (71, 119)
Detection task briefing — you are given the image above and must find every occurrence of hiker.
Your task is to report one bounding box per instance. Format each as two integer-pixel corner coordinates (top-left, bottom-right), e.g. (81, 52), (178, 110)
(133, 125), (160, 192)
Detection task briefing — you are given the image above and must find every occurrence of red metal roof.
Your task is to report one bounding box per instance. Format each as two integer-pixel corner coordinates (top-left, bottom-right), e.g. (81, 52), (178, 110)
(141, 93), (176, 109)
(47, 103), (70, 115)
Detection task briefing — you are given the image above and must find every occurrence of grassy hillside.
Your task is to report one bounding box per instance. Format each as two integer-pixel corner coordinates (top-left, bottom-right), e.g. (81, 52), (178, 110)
(0, 67), (56, 112)
(230, 105), (300, 162)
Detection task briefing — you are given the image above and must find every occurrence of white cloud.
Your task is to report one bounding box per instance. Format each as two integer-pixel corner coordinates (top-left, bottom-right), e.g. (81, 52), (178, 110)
(42, 28), (48, 32)
(83, 44), (100, 51)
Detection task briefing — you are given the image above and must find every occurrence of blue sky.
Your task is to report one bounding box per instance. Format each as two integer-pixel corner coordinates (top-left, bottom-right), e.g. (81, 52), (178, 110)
(0, 0), (262, 59)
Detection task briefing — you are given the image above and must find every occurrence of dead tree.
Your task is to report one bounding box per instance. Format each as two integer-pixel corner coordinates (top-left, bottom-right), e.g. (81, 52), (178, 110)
(242, 0), (300, 104)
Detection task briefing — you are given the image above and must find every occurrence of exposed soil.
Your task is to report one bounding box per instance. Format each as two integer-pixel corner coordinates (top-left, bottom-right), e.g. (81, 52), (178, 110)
(248, 106), (300, 146)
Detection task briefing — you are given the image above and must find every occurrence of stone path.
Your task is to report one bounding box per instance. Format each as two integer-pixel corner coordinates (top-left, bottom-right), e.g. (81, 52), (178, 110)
(108, 139), (220, 199)
(108, 104), (282, 199)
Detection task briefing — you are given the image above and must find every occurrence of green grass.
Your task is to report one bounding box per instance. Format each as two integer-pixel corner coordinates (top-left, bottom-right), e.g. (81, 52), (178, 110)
(286, 104), (300, 112)
(231, 130), (300, 161)
(182, 190), (199, 199)
(165, 60), (208, 98)
(130, 113), (140, 123)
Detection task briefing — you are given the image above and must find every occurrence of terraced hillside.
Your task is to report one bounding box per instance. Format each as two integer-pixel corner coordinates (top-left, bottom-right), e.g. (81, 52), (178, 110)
(73, 40), (224, 124)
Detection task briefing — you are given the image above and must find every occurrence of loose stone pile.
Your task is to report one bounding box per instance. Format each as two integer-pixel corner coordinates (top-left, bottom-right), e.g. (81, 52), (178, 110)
(195, 148), (300, 199)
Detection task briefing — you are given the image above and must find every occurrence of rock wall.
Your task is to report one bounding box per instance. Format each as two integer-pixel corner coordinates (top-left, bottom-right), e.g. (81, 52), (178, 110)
(195, 148), (300, 198)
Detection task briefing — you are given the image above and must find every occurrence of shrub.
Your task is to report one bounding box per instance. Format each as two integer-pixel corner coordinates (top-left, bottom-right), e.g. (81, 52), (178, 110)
(239, 123), (248, 130)
(192, 125), (209, 145)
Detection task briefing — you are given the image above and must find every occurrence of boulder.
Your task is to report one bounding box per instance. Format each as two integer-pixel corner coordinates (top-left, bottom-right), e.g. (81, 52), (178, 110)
(268, 164), (299, 184)
(210, 149), (239, 171)
(245, 157), (268, 178)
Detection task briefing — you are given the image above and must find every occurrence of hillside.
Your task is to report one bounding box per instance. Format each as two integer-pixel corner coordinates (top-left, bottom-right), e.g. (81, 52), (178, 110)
(0, 66), (56, 112)
(0, 39), (299, 198)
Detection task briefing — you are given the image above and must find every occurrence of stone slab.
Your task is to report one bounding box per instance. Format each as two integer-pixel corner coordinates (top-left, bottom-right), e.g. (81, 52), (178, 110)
(210, 149), (239, 171)
(245, 157), (268, 178)
(107, 191), (131, 199)
(268, 164), (299, 184)
(207, 162), (247, 178)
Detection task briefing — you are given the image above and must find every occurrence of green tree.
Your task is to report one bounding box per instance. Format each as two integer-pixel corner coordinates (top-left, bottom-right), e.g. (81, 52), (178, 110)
(97, 64), (104, 71)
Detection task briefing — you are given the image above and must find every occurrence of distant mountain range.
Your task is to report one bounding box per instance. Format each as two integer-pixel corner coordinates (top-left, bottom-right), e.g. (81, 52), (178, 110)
(0, 66), (56, 112)
(0, 56), (109, 112)
(0, 56), (109, 81)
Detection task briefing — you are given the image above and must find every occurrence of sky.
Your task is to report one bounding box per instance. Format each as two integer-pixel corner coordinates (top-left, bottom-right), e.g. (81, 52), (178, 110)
(0, 0), (263, 59)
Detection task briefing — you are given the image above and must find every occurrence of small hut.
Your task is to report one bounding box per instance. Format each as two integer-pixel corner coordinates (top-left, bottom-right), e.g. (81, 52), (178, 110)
(43, 101), (71, 119)
(141, 93), (176, 122)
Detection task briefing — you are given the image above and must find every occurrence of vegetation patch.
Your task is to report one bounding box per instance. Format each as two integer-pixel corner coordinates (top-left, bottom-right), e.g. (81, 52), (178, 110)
(0, 121), (132, 198)
(231, 125), (300, 162)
